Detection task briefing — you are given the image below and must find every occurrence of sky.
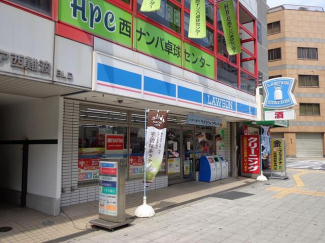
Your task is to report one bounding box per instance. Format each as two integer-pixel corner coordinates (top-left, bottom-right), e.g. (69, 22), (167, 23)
(266, 0), (325, 10)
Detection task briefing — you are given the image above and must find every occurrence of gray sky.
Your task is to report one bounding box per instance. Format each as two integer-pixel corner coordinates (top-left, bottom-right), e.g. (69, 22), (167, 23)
(266, 0), (325, 10)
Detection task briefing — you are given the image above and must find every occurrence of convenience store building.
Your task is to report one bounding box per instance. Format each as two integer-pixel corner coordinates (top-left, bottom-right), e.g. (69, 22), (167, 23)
(0, 0), (267, 216)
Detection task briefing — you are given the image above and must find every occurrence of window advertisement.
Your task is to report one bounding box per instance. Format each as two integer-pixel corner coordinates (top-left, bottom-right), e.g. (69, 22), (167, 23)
(129, 127), (145, 179)
(134, 18), (182, 67)
(78, 125), (127, 184)
(183, 42), (215, 79)
(241, 135), (261, 175)
(59, 0), (132, 47)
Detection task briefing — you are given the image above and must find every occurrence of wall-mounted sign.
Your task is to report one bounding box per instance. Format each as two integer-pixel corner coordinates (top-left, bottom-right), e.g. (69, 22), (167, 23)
(56, 69), (73, 81)
(263, 77), (297, 109)
(105, 134), (124, 151)
(187, 114), (222, 127)
(241, 135), (261, 175)
(59, 0), (132, 48)
(265, 109), (295, 121)
(0, 50), (51, 75)
(271, 139), (285, 172)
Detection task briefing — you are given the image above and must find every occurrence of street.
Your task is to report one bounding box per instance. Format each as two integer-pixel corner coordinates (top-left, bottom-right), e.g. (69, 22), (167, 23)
(70, 168), (325, 243)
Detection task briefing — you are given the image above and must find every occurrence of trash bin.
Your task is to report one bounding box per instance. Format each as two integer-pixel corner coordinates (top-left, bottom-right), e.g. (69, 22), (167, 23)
(211, 156), (222, 180)
(199, 156), (217, 182)
(216, 155), (228, 179)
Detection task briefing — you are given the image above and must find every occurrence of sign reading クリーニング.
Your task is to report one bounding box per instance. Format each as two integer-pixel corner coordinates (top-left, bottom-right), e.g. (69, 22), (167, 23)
(241, 135), (261, 175)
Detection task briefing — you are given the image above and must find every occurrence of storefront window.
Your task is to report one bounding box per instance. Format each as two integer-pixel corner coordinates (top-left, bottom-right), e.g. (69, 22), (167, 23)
(195, 131), (214, 171)
(129, 127), (145, 179)
(137, 0), (181, 34)
(166, 128), (180, 176)
(218, 34), (237, 64)
(8, 0), (52, 16)
(217, 59), (238, 88)
(240, 71), (257, 94)
(78, 125), (127, 185)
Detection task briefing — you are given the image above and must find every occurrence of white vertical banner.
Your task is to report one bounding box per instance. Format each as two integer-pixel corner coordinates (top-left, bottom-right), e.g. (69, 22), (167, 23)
(145, 110), (168, 183)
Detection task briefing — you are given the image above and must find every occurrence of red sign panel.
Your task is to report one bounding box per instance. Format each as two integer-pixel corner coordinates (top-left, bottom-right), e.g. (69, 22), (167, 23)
(274, 111), (284, 119)
(100, 167), (117, 175)
(105, 134), (124, 151)
(78, 158), (99, 170)
(130, 156), (144, 166)
(241, 135), (260, 175)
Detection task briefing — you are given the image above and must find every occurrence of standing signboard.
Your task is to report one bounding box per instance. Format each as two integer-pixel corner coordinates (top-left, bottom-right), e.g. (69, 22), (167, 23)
(241, 135), (261, 177)
(90, 159), (133, 230)
(271, 139), (285, 172)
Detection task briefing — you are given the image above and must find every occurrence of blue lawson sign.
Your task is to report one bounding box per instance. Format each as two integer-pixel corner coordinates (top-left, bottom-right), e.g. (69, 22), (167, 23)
(187, 114), (222, 127)
(263, 77), (297, 109)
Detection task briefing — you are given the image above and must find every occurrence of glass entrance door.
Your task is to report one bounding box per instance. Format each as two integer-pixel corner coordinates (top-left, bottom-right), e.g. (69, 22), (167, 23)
(182, 129), (195, 180)
(166, 128), (181, 182)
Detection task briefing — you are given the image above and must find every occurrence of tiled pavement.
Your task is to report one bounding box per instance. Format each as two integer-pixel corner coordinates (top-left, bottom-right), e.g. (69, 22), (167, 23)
(0, 176), (255, 243)
(1, 168), (325, 243)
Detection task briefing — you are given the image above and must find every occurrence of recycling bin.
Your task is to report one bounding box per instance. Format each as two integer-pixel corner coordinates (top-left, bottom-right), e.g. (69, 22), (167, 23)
(199, 156), (217, 182)
(216, 155), (228, 179)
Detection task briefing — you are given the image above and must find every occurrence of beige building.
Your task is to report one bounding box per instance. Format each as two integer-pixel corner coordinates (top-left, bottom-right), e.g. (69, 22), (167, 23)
(267, 5), (325, 157)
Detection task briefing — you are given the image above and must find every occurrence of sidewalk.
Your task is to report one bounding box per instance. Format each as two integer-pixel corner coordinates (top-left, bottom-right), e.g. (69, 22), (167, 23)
(0, 176), (255, 243)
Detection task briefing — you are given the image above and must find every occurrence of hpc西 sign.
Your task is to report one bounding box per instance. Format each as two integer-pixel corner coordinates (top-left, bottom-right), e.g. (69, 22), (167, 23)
(265, 109), (296, 121)
(263, 77), (297, 109)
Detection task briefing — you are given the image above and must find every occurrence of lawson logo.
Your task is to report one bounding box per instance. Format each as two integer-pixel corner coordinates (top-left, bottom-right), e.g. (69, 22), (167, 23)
(263, 77), (297, 109)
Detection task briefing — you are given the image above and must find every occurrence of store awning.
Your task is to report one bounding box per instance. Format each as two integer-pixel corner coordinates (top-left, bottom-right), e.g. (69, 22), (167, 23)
(244, 120), (289, 127)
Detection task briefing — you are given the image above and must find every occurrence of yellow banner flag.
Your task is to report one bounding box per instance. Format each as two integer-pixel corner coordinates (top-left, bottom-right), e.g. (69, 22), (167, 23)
(188, 0), (206, 38)
(140, 0), (161, 12)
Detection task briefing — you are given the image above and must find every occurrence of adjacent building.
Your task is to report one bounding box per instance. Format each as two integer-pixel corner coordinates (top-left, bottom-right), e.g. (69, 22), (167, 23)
(267, 4), (325, 157)
(0, 0), (267, 216)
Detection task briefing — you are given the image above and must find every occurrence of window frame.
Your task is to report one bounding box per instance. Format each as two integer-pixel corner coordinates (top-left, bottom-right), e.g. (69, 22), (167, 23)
(257, 21), (262, 44)
(299, 103), (321, 116)
(2, 0), (55, 20)
(298, 75), (319, 87)
(267, 21), (280, 35)
(297, 47), (318, 60)
(268, 48), (281, 61)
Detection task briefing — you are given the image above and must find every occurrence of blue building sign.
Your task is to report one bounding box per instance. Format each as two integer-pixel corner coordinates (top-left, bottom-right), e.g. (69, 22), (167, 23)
(263, 77), (297, 109)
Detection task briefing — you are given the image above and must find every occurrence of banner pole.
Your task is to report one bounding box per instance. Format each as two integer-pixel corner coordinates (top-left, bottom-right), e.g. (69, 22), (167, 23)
(134, 108), (155, 218)
(144, 109), (147, 198)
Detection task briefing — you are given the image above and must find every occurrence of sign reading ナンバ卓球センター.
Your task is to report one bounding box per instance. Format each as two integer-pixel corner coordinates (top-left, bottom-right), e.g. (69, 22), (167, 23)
(184, 42), (214, 79)
(134, 18), (182, 67)
(59, 0), (132, 48)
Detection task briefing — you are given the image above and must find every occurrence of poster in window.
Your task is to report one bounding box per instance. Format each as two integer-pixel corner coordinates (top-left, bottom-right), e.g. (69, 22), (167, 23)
(129, 156), (144, 175)
(167, 158), (180, 174)
(78, 158), (100, 181)
(174, 9), (180, 27)
(166, 4), (173, 22)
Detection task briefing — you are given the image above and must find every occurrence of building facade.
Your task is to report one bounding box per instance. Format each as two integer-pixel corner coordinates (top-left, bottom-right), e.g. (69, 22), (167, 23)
(267, 4), (325, 157)
(0, 0), (266, 216)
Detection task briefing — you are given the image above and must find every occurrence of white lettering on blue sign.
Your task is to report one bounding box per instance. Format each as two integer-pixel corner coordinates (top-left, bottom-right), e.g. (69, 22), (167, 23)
(204, 94), (236, 111)
(263, 77), (297, 109)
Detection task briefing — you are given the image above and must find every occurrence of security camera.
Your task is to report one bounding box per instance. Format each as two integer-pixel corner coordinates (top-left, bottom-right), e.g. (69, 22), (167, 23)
(117, 98), (124, 104)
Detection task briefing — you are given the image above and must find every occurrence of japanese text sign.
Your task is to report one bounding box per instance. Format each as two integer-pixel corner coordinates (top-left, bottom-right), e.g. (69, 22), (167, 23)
(187, 114), (222, 127)
(145, 110), (168, 183)
(184, 42), (214, 79)
(241, 135), (260, 175)
(140, 0), (161, 12)
(263, 77), (297, 109)
(105, 134), (124, 151)
(189, 0), (206, 38)
(135, 18), (182, 66)
(59, 0), (132, 47)
(219, 0), (241, 55)
(271, 139), (285, 172)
